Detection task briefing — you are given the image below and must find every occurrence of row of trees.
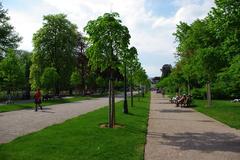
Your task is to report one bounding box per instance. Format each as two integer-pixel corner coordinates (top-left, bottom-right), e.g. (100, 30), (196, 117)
(157, 0), (240, 106)
(0, 3), (150, 127)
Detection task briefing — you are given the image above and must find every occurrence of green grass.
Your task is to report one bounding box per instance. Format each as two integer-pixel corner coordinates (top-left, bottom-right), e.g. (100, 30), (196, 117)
(194, 100), (240, 129)
(0, 94), (150, 160)
(0, 96), (92, 113)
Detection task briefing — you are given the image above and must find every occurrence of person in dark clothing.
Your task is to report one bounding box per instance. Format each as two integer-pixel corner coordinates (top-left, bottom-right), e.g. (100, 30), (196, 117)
(34, 89), (42, 111)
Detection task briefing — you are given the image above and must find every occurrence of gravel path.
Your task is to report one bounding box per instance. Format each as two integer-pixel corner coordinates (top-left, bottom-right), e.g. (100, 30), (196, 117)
(144, 92), (240, 160)
(0, 97), (123, 144)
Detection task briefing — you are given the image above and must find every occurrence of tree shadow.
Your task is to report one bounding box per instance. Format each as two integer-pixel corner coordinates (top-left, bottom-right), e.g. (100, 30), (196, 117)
(148, 131), (240, 153)
(149, 117), (214, 123)
(159, 109), (194, 113)
(125, 112), (145, 118)
(39, 107), (55, 113)
(155, 102), (172, 104)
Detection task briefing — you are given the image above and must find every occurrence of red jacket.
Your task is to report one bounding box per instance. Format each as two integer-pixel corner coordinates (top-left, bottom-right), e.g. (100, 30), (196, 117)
(34, 91), (41, 100)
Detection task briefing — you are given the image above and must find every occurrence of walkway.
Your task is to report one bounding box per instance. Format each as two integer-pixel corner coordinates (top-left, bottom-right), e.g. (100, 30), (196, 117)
(0, 97), (123, 144)
(144, 92), (240, 160)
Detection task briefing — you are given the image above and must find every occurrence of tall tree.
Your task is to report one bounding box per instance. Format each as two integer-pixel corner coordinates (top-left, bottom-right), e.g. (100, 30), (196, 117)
(0, 3), (21, 59)
(31, 14), (78, 93)
(161, 64), (172, 78)
(74, 32), (88, 95)
(84, 12), (130, 128)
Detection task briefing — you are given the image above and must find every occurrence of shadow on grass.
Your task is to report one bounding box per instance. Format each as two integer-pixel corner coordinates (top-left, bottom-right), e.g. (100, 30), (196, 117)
(125, 112), (145, 118)
(148, 131), (240, 153)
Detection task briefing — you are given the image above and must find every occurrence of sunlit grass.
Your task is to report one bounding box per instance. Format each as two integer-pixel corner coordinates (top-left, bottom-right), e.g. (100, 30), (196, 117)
(194, 100), (240, 129)
(0, 94), (150, 160)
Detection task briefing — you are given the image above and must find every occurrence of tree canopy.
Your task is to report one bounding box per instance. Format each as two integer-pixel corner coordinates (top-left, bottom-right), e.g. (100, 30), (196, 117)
(158, 0), (240, 104)
(0, 3), (21, 59)
(31, 14), (78, 92)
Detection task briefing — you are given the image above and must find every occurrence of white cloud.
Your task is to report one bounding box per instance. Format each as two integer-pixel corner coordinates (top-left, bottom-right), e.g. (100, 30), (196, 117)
(8, 10), (41, 50)
(6, 0), (214, 77)
(143, 65), (161, 78)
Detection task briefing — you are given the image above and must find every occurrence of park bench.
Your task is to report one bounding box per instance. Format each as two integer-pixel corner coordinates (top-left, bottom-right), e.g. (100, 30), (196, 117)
(42, 94), (63, 101)
(42, 94), (54, 101)
(174, 95), (192, 107)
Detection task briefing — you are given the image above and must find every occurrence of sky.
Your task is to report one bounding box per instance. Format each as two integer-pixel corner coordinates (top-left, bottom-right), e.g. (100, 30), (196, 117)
(2, 0), (215, 77)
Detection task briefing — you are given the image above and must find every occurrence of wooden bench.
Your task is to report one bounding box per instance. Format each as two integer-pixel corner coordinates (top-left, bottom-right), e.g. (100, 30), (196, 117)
(175, 95), (192, 107)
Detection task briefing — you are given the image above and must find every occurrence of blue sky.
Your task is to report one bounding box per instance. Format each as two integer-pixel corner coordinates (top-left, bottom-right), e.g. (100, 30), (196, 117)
(2, 0), (215, 77)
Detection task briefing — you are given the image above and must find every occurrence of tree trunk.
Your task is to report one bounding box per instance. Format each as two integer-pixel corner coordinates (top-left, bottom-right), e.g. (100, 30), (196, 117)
(123, 62), (128, 113)
(187, 83), (191, 95)
(130, 71), (133, 107)
(111, 80), (115, 127)
(69, 89), (73, 96)
(108, 79), (112, 128)
(141, 86), (144, 97)
(81, 63), (86, 96)
(207, 82), (212, 107)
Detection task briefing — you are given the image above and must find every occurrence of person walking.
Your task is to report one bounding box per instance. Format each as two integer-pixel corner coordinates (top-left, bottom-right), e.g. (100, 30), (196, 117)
(34, 88), (42, 111)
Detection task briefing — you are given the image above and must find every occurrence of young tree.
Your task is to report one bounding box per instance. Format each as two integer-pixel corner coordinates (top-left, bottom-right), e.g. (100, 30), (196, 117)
(84, 12), (130, 128)
(127, 47), (139, 107)
(133, 67), (148, 97)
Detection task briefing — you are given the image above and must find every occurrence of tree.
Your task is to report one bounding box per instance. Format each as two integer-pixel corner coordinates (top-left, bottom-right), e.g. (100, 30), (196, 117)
(70, 70), (81, 94)
(216, 55), (240, 98)
(96, 76), (108, 94)
(31, 14), (78, 94)
(169, 0), (240, 102)
(17, 50), (32, 99)
(127, 47), (139, 107)
(133, 66), (148, 97)
(0, 49), (24, 96)
(0, 3), (21, 59)
(74, 32), (88, 95)
(40, 67), (60, 92)
(161, 64), (172, 78)
(84, 12), (130, 128)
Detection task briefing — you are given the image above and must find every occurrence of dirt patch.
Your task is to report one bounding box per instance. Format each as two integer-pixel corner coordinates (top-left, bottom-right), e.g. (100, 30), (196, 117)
(99, 123), (125, 128)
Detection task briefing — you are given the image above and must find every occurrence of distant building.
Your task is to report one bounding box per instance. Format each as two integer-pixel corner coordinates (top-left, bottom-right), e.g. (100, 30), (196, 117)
(150, 77), (160, 84)
(150, 77), (160, 89)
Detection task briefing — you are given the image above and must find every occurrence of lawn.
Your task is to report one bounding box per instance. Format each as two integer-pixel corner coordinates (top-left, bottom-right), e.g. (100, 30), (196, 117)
(0, 96), (92, 113)
(0, 93), (150, 160)
(194, 100), (240, 129)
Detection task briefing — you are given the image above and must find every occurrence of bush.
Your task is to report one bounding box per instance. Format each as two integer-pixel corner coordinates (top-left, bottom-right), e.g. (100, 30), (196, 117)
(191, 88), (206, 99)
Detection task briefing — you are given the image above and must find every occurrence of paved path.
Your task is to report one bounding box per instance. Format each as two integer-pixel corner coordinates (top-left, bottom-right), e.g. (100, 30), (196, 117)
(0, 97), (123, 144)
(144, 92), (240, 160)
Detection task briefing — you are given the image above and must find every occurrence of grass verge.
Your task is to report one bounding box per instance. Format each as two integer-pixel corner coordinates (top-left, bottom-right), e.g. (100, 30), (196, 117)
(0, 93), (150, 160)
(0, 96), (92, 113)
(194, 100), (240, 129)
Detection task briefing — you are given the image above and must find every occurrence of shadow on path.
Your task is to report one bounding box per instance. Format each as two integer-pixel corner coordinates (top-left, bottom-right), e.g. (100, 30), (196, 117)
(158, 109), (194, 113)
(149, 117), (215, 123)
(148, 131), (240, 153)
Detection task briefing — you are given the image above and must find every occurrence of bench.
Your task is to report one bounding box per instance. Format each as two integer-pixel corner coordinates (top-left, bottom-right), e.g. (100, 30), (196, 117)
(42, 94), (54, 101)
(175, 95), (192, 107)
